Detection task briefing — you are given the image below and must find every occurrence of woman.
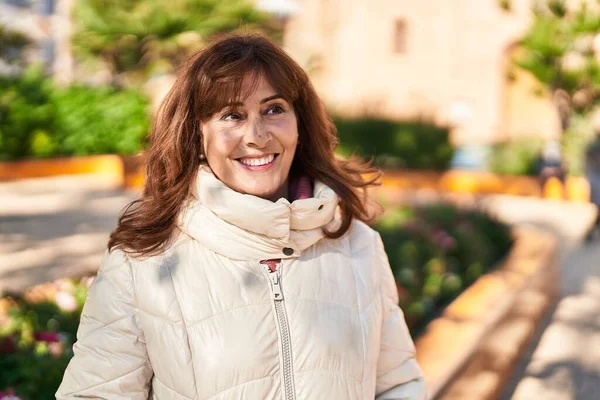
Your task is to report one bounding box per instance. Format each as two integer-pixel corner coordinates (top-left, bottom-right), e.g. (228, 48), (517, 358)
(56, 34), (426, 400)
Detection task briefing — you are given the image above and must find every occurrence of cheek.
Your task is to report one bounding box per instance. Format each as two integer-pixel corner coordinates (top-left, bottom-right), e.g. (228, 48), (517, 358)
(274, 117), (299, 152)
(204, 128), (239, 158)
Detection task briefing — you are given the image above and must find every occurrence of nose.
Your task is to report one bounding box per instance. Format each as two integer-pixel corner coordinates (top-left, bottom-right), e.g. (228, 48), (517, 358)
(245, 119), (271, 148)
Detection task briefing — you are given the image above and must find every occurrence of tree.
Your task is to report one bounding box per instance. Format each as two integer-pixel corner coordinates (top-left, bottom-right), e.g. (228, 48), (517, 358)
(513, 0), (600, 175)
(72, 0), (279, 86)
(515, 0), (600, 127)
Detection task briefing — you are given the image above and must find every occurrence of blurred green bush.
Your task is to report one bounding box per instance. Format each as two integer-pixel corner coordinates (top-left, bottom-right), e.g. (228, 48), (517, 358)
(0, 66), (150, 161)
(0, 67), (55, 160)
(334, 117), (454, 170)
(487, 138), (544, 176)
(562, 113), (596, 177)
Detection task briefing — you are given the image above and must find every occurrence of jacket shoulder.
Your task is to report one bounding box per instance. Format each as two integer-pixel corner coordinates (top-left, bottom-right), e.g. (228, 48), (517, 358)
(94, 248), (135, 285)
(347, 219), (380, 256)
(124, 232), (193, 269)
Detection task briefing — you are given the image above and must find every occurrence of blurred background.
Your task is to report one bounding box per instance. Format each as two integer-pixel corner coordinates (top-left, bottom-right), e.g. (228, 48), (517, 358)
(1, 0), (600, 399)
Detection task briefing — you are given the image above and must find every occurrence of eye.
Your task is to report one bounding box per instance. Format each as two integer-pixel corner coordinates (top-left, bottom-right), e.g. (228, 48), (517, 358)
(265, 104), (286, 115)
(221, 111), (243, 121)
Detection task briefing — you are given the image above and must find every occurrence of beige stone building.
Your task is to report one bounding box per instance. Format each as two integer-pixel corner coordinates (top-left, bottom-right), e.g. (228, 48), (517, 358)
(277, 0), (561, 145)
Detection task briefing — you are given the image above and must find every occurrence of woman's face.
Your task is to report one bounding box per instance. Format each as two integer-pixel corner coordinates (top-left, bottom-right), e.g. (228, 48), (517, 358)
(201, 76), (299, 201)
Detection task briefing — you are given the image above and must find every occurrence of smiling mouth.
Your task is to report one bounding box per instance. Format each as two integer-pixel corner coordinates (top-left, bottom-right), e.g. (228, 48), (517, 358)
(236, 153), (279, 171)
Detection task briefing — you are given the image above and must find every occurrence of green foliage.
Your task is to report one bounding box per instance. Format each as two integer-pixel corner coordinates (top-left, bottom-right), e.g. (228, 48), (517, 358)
(0, 66), (56, 160)
(516, 2), (600, 113)
(73, 0), (278, 83)
(562, 113), (596, 176)
(374, 203), (513, 334)
(52, 85), (150, 156)
(487, 120), (595, 177)
(516, 17), (568, 87)
(488, 138), (544, 176)
(335, 118), (454, 170)
(547, 0), (567, 18)
(0, 67), (150, 160)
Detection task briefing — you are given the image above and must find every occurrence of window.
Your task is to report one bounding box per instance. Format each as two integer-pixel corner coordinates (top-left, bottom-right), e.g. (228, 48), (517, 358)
(393, 19), (408, 54)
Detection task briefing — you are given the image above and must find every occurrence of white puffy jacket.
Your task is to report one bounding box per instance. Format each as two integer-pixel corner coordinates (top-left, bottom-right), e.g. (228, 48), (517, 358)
(56, 168), (427, 400)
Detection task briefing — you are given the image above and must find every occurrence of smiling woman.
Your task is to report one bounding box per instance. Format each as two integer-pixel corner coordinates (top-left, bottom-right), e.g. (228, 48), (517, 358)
(56, 34), (427, 400)
(201, 76), (299, 201)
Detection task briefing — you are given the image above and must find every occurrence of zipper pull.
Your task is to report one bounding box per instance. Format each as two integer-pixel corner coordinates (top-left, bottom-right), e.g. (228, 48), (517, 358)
(263, 265), (284, 301)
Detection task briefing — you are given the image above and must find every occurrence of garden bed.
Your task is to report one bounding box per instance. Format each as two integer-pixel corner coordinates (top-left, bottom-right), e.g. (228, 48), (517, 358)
(374, 203), (514, 335)
(415, 226), (558, 399)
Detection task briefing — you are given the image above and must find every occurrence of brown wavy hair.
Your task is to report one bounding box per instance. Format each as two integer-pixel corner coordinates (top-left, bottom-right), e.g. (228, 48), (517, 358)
(109, 33), (381, 257)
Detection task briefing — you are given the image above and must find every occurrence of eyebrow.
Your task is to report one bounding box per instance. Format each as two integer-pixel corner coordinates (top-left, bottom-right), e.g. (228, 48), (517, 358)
(224, 94), (286, 107)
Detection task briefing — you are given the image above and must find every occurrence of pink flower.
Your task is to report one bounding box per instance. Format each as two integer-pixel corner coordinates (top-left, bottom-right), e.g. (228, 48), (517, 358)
(34, 331), (60, 343)
(432, 229), (457, 251)
(48, 341), (65, 357)
(441, 235), (456, 250)
(0, 388), (23, 400)
(55, 291), (78, 312)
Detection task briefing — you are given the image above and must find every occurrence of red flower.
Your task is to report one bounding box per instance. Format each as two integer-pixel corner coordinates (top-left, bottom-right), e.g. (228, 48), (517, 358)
(34, 331), (60, 343)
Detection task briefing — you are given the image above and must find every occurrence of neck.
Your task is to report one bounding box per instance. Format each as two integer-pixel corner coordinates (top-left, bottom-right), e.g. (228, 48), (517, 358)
(268, 180), (289, 202)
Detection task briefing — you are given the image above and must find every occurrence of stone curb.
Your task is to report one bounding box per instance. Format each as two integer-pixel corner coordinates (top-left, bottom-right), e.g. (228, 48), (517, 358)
(0, 155), (124, 184)
(415, 226), (559, 399)
(0, 154), (145, 188)
(382, 169), (590, 202)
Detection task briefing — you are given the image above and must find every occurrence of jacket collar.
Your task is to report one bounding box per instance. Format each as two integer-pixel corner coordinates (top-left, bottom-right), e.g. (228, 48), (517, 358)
(178, 167), (340, 261)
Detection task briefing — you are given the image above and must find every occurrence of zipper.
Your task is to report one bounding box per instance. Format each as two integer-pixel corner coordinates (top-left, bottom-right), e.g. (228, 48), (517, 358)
(262, 260), (296, 400)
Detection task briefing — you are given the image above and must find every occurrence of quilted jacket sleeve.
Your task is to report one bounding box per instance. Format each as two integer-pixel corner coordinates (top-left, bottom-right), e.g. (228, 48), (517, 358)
(374, 234), (427, 400)
(55, 249), (153, 400)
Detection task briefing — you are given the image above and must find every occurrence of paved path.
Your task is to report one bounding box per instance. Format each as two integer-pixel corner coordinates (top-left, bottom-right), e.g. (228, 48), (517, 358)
(0, 175), (137, 295)
(477, 196), (600, 400)
(500, 242), (600, 400)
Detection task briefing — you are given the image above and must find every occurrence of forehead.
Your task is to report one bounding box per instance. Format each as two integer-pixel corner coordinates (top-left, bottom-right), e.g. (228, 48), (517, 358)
(238, 74), (278, 101)
(200, 69), (294, 119)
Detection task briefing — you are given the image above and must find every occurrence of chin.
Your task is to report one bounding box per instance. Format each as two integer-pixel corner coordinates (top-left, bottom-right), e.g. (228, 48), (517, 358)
(245, 187), (278, 199)
(237, 179), (282, 200)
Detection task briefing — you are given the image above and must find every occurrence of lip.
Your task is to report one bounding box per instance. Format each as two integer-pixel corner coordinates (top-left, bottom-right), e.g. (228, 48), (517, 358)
(235, 153), (279, 172)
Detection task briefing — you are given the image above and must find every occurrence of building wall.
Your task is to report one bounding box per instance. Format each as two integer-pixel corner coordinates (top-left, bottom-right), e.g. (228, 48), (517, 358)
(0, 0), (73, 82)
(283, 0), (561, 145)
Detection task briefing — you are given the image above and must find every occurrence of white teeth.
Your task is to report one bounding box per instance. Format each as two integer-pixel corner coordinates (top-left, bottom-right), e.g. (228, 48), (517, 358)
(239, 154), (275, 167)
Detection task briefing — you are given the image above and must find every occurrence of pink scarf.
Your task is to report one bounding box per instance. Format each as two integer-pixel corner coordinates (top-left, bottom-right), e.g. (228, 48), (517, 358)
(288, 175), (313, 201)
